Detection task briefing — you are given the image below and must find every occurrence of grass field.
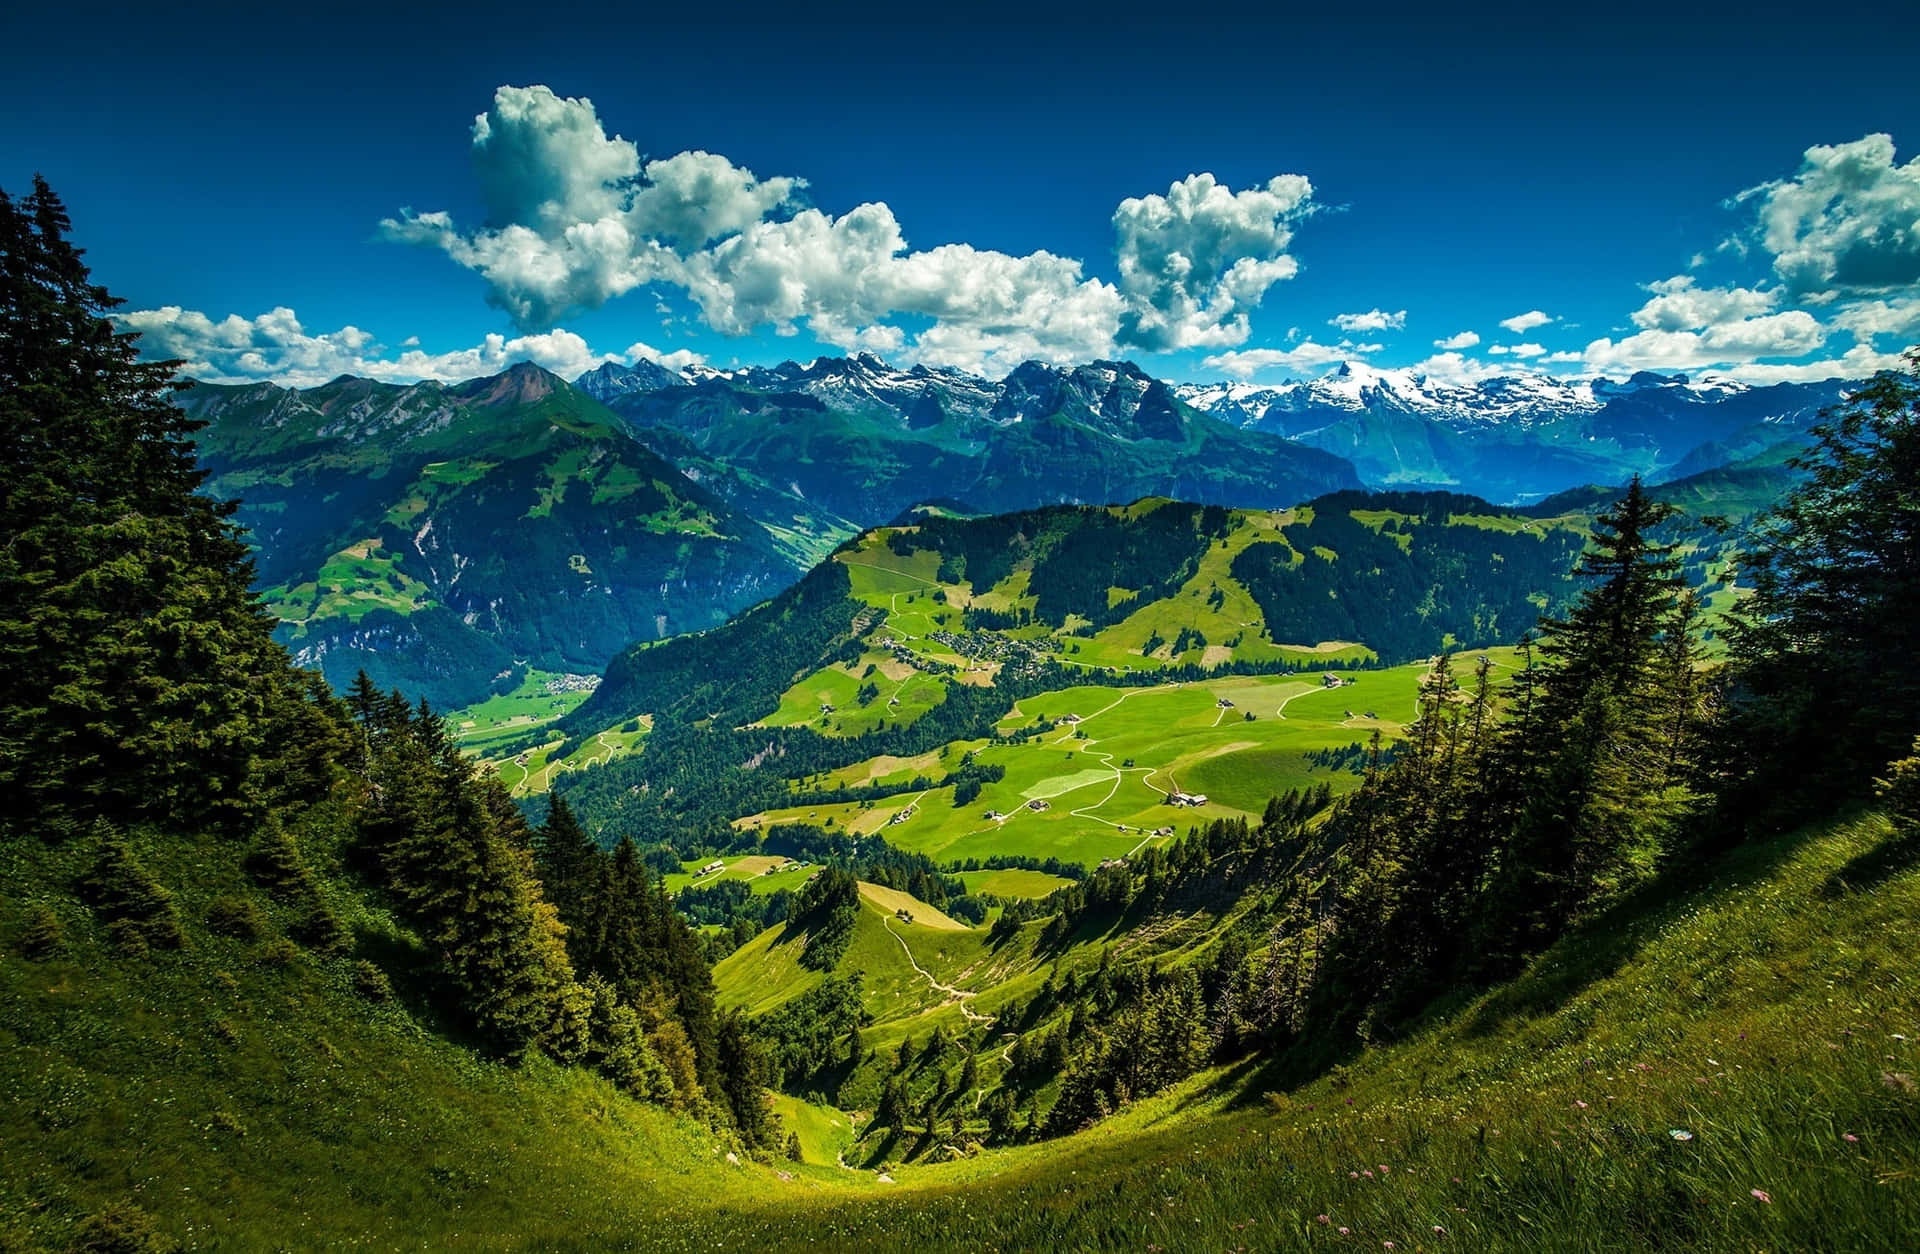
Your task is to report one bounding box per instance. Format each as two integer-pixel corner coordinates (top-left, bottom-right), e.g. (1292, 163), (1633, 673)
(663, 853), (814, 895)
(451, 668), (606, 751)
(956, 868), (1076, 898)
(738, 650), (1519, 869)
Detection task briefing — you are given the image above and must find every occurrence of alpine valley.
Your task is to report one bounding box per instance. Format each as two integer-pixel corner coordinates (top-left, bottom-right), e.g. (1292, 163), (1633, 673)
(9, 31), (1920, 1251)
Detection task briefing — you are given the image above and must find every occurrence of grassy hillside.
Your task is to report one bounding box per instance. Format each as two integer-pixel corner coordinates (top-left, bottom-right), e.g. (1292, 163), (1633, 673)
(9, 804), (1911, 1250)
(555, 492), (1656, 849)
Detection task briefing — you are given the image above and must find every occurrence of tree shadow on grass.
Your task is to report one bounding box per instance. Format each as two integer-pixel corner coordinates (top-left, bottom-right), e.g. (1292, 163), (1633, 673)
(1821, 823), (1920, 896)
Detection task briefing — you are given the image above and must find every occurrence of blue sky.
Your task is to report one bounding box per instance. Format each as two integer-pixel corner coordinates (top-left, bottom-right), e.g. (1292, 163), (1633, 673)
(4, 0), (1918, 387)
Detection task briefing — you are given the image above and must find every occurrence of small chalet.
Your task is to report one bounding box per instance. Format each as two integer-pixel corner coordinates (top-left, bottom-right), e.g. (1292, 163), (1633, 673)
(1026, 798), (1051, 811)
(1166, 791), (1208, 808)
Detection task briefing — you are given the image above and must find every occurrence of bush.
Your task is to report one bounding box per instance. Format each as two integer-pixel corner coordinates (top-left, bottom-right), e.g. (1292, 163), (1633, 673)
(19, 906), (63, 959)
(255, 937), (300, 967)
(68, 1201), (180, 1253)
(291, 901), (350, 954)
(352, 959), (393, 1002)
(206, 896), (266, 939)
(1877, 737), (1920, 832)
(82, 833), (184, 952)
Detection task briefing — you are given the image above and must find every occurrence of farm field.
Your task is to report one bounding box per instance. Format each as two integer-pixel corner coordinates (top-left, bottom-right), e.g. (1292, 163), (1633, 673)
(481, 718), (650, 797)
(956, 868), (1076, 898)
(662, 853), (816, 895)
(451, 667), (607, 753)
(735, 648), (1521, 870)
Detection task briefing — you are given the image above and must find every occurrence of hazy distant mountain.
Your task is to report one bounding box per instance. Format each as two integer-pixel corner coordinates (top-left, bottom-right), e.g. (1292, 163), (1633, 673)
(1173, 361), (1846, 501)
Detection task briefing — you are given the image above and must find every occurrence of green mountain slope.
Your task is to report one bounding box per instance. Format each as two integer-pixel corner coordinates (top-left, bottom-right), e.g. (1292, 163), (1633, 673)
(552, 491), (1639, 840)
(183, 364), (824, 706)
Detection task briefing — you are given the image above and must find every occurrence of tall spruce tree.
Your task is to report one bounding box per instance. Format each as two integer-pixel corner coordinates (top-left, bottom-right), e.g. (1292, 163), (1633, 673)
(0, 177), (312, 829)
(1721, 350), (1920, 824)
(1484, 477), (1692, 953)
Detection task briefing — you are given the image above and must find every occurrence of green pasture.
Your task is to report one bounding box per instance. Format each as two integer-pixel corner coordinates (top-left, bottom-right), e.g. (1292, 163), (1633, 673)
(770, 1093), (860, 1170)
(741, 654), (1525, 869)
(956, 868), (1076, 898)
(265, 538), (433, 627)
(663, 854), (812, 896)
(451, 668), (607, 750)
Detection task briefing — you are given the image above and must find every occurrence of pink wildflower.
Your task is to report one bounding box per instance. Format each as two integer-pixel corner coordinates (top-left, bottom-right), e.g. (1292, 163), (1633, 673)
(1350, 1170), (1360, 1179)
(1751, 1189), (1772, 1204)
(1383, 1243), (1395, 1250)
(1363, 1169), (1374, 1178)
(1575, 1100), (1589, 1109)
(1339, 1226), (1351, 1236)
(1844, 1133), (1860, 1143)
(1317, 1214), (1331, 1225)
(1378, 1164), (1390, 1174)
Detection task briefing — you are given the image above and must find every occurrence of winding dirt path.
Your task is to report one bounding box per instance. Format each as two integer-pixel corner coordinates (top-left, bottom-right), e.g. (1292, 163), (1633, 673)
(882, 919), (991, 1023)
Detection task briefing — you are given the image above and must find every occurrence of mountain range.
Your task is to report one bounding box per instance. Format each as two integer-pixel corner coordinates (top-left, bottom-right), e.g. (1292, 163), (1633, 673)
(581, 351), (1841, 506)
(187, 351), (1838, 705)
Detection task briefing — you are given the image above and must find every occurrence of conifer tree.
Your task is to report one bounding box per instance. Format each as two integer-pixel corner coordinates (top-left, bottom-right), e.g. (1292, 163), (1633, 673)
(1722, 351), (1920, 822)
(0, 177), (307, 830)
(534, 793), (601, 939)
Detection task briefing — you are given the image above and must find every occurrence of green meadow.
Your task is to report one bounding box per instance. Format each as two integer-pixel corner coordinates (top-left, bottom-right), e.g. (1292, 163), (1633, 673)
(740, 650), (1518, 869)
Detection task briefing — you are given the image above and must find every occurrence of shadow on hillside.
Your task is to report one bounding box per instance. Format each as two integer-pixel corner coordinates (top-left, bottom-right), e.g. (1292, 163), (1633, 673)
(1225, 810), (1874, 1106)
(1452, 813), (1842, 1041)
(1822, 823), (1919, 896)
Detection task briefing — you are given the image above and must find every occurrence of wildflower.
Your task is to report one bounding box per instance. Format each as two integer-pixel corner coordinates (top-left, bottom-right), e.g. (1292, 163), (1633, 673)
(1433, 1226), (1446, 1235)
(1317, 1214), (1331, 1225)
(1751, 1189), (1772, 1204)
(1350, 1171), (1360, 1179)
(1844, 1133), (1860, 1143)
(1384, 1243), (1396, 1250)
(1363, 1169), (1374, 1178)
(1575, 1100), (1589, 1109)
(1451, 1177), (1462, 1184)
(1339, 1226), (1351, 1236)
(1669, 1130), (1693, 1141)
(1378, 1164), (1390, 1173)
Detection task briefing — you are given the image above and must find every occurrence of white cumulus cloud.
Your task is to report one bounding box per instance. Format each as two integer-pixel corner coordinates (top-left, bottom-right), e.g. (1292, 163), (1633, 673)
(1581, 310), (1827, 376)
(1630, 276), (1778, 331)
(1200, 339), (1375, 380)
(1487, 342), (1547, 359)
(1113, 173), (1314, 351)
(1329, 308), (1406, 334)
(1738, 133), (1920, 301)
(117, 304), (701, 388)
(1432, 330), (1480, 350)
(383, 87), (1318, 374)
(1498, 310), (1554, 334)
